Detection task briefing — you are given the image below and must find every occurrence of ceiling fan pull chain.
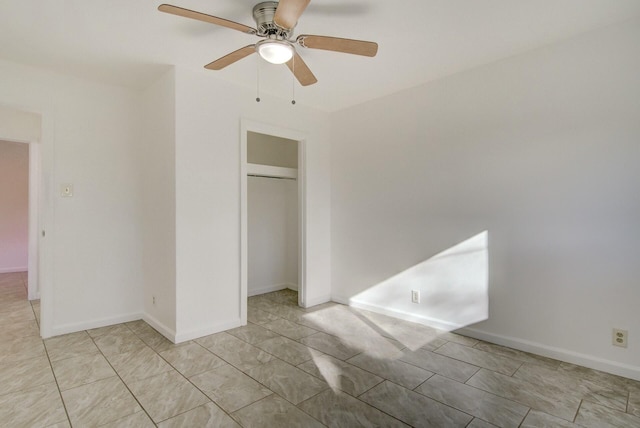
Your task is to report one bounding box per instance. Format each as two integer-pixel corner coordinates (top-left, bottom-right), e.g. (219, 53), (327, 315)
(256, 57), (261, 103)
(291, 55), (296, 105)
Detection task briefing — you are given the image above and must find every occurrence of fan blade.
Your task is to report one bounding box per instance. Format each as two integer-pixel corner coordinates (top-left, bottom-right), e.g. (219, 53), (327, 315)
(285, 52), (317, 86)
(158, 4), (256, 35)
(205, 45), (256, 70)
(297, 35), (378, 57)
(274, 0), (310, 30)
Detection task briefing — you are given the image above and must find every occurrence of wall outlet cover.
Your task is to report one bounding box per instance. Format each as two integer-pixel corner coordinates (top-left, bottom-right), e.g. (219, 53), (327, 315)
(612, 328), (628, 348)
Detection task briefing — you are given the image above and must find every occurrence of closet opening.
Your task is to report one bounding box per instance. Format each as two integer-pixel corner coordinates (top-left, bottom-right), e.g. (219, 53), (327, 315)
(240, 121), (307, 325)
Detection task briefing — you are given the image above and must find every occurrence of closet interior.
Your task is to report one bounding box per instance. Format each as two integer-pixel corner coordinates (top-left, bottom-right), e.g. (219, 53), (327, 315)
(247, 131), (299, 299)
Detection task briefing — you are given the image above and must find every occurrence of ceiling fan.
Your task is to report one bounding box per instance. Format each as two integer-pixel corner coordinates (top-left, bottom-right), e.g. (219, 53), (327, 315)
(158, 0), (378, 86)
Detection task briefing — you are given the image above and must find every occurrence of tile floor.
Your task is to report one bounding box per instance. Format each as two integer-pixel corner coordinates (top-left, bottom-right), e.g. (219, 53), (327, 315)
(1, 271), (639, 427)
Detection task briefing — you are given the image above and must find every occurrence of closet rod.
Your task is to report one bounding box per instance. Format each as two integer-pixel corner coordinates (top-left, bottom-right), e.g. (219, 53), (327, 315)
(247, 174), (297, 181)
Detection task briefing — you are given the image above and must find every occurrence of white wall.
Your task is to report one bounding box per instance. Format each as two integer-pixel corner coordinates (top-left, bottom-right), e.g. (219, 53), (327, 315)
(0, 59), (144, 336)
(140, 68), (177, 337)
(248, 176), (298, 296)
(0, 141), (29, 272)
(173, 66), (331, 341)
(330, 20), (640, 379)
(0, 106), (41, 142)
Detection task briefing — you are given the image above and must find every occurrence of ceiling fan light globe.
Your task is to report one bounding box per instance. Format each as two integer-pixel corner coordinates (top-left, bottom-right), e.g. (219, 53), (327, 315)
(257, 41), (293, 64)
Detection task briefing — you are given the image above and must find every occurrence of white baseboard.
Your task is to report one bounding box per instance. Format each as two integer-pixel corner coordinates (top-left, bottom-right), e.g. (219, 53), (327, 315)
(174, 318), (244, 344)
(51, 312), (143, 337)
(142, 313), (177, 342)
(305, 294), (332, 308)
(331, 295), (640, 382)
(0, 266), (27, 274)
(28, 291), (40, 301)
(458, 327), (640, 382)
(248, 283), (297, 297)
(332, 295), (464, 331)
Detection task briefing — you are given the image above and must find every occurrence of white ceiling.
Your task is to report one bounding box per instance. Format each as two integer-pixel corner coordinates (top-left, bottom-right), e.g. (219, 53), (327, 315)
(1, 1), (639, 112)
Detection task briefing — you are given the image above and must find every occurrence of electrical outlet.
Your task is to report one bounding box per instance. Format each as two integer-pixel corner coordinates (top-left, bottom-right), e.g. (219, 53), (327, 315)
(411, 290), (420, 304)
(612, 328), (627, 348)
(152, 296), (156, 305)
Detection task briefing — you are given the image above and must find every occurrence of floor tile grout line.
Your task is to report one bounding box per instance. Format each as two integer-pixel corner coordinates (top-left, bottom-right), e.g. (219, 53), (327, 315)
(151, 332), (269, 426)
(517, 408), (533, 428)
(411, 372), (534, 425)
(121, 325), (237, 425)
(42, 338), (73, 427)
(86, 324), (159, 427)
(5, 284), (631, 423)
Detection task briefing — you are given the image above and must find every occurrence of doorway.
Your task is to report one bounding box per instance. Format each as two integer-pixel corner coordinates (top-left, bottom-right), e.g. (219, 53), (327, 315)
(0, 139), (40, 325)
(240, 120), (307, 324)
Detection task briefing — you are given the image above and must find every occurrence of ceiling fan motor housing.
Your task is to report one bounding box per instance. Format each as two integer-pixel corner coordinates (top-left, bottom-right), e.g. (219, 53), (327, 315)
(253, 1), (291, 39)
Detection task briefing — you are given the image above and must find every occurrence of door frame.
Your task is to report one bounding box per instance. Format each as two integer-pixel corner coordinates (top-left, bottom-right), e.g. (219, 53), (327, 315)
(0, 138), (38, 297)
(0, 104), (54, 338)
(240, 119), (307, 324)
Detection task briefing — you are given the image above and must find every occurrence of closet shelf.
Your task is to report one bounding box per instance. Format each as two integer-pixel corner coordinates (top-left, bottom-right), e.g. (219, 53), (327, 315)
(247, 163), (297, 180)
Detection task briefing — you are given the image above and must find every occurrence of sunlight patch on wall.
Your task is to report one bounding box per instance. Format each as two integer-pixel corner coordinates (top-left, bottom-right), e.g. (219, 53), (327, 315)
(349, 231), (489, 332)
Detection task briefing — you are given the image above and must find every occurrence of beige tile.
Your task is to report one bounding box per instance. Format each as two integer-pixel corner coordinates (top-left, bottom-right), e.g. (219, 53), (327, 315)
(1, 333), (46, 363)
(93, 330), (148, 356)
(298, 388), (408, 427)
(190, 364), (273, 412)
(159, 402), (241, 428)
(268, 304), (309, 324)
(299, 332), (362, 360)
(44, 331), (97, 362)
(515, 363), (628, 412)
(125, 319), (157, 336)
(0, 298), (31, 314)
(347, 352), (434, 389)
(521, 410), (582, 427)
(197, 332), (274, 371)
(247, 307), (280, 325)
(416, 374), (529, 427)
(466, 368), (582, 421)
(232, 395), (325, 428)
(438, 331), (480, 347)
(0, 355), (55, 395)
(575, 400), (640, 428)
(127, 369), (209, 423)
(0, 382), (67, 427)
(376, 319), (451, 351)
(630, 386), (640, 417)
(245, 359), (328, 405)
(160, 342), (226, 377)
(45, 421), (71, 428)
(435, 342), (522, 375)
(473, 341), (561, 370)
(263, 289), (299, 305)
(0, 319), (40, 339)
(0, 305), (35, 323)
(52, 352), (115, 390)
(100, 411), (155, 427)
(62, 376), (141, 427)
(137, 329), (188, 353)
(558, 362), (635, 392)
(400, 347), (480, 382)
(86, 323), (132, 338)
(360, 380), (473, 427)
(107, 345), (173, 383)
(227, 323), (280, 344)
(255, 336), (322, 365)
(297, 354), (384, 397)
(261, 318), (318, 340)
(467, 419), (499, 428)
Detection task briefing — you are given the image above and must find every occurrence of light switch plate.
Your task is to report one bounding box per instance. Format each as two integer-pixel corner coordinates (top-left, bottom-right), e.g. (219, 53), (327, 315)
(60, 184), (73, 197)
